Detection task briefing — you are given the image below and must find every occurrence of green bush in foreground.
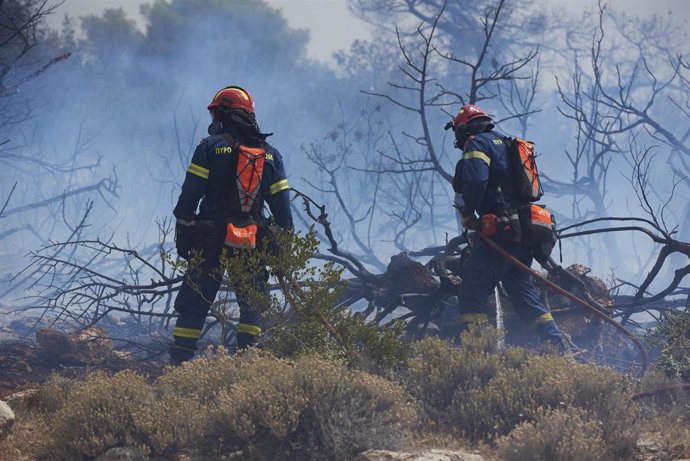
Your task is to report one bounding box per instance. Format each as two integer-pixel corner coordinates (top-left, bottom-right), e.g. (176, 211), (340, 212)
(497, 408), (606, 461)
(648, 310), (690, 381)
(26, 328), (690, 461)
(196, 228), (413, 375)
(44, 371), (152, 459)
(38, 350), (416, 460)
(203, 354), (417, 460)
(406, 331), (639, 459)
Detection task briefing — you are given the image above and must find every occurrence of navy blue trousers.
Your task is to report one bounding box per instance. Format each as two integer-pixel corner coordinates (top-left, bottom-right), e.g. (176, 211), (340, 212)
(170, 221), (267, 363)
(457, 236), (563, 342)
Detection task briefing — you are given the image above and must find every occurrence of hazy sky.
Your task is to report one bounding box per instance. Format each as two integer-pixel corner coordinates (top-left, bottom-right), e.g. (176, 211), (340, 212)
(49, 0), (689, 62)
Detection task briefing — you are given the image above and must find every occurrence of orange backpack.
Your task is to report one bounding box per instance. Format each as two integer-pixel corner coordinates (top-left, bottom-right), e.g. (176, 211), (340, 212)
(235, 144), (266, 213)
(220, 136), (267, 250)
(504, 137), (543, 202)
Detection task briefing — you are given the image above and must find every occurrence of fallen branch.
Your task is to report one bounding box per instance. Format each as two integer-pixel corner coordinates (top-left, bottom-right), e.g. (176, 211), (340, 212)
(630, 383), (690, 401)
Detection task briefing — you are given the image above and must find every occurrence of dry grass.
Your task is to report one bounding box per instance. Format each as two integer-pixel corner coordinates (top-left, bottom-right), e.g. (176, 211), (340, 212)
(9, 328), (689, 461)
(404, 331), (639, 459)
(0, 413), (50, 461)
(497, 408), (606, 461)
(32, 350), (415, 460)
(633, 370), (690, 459)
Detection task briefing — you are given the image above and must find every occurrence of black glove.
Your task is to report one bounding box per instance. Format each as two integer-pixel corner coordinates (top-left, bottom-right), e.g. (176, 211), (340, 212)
(175, 219), (196, 259)
(460, 212), (479, 230)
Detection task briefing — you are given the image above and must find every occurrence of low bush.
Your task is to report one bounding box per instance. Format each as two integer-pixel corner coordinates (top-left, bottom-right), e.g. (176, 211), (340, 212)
(202, 353), (417, 460)
(30, 328), (683, 461)
(404, 329), (504, 424)
(497, 408), (606, 461)
(43, 370), (152, 459)
(634, 371), (690, 458)
(38, 373), (75, 413)
(36, 350), (416, 460)
(154, 349), (241, 403)
(404, 331), (639, 459)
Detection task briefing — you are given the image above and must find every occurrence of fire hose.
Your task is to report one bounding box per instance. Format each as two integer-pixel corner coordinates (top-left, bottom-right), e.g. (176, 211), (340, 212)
(477, 232), (649, 377)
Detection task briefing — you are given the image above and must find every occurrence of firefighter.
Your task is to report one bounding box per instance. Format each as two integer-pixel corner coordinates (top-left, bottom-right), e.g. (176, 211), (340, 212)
(447, 104), (569, 351)
(169, 86), (293, 365)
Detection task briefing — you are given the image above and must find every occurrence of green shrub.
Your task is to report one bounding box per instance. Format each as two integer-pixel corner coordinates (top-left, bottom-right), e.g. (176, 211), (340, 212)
(204, 353), (417, 460)
(405, 336), (502, 424)
(451, 355), (638, 456)
(44, 371), (152, 459)
(497, 408), (606, 461)
(133, 393), (206, 456)
(217, 229), (412, 374)
(154, 348), (241, 403)
(38, 373), (75, 413)
(36, 350), (416, 460)
(31, 325), (663, 460)
(404, 331), (639, 458)
(648, 310), (690, 381)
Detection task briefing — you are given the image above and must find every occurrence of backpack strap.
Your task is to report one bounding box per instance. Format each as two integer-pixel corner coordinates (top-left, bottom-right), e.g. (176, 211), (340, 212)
(220, 132), (239, 153)
(484, 131), (514, 209)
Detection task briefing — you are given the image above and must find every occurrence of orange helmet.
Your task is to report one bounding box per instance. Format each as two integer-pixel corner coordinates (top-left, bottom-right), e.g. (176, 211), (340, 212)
(207, 86), (254, 114)
(452, 104), (491, 129)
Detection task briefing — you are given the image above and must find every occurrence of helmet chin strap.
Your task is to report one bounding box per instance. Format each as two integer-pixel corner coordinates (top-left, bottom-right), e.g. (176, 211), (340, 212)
(454, 133), (470, 149)
(453, 119), (495, 148)
(208, 120), (223, 135)
(207, 113), (272, 144)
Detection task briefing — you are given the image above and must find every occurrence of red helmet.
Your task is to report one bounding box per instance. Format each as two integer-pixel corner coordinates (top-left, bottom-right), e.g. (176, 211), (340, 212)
(452, 104), (491, 129)
(207, 86), (254, 114)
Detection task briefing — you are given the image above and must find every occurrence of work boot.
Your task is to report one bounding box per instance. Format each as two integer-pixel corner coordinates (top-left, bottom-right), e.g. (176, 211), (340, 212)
(236, 323), (262, 351)
(168, 343), (196, 366)
(236, 332), (257, 350)
(534, 317), (581, 356)
(540, 335), (583, 357)
(457, 313), (491, 339)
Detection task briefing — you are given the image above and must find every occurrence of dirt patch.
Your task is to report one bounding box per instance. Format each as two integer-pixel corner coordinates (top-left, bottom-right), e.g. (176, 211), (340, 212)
(0, 341), (166, 400)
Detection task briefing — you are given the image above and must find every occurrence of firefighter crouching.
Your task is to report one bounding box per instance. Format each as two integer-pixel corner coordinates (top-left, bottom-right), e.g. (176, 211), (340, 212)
(446, 104), (570, 352)
(170, 86), (293, 365)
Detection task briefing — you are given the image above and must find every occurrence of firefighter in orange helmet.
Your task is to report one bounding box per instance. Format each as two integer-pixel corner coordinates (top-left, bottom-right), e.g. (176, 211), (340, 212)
(446, 104), (569, 351)
(170, 86), (293, 365)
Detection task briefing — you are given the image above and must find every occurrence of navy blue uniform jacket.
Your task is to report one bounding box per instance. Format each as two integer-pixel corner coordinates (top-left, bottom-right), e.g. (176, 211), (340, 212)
(173, 132), (293, 229)
(454, 131), (519, 216)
